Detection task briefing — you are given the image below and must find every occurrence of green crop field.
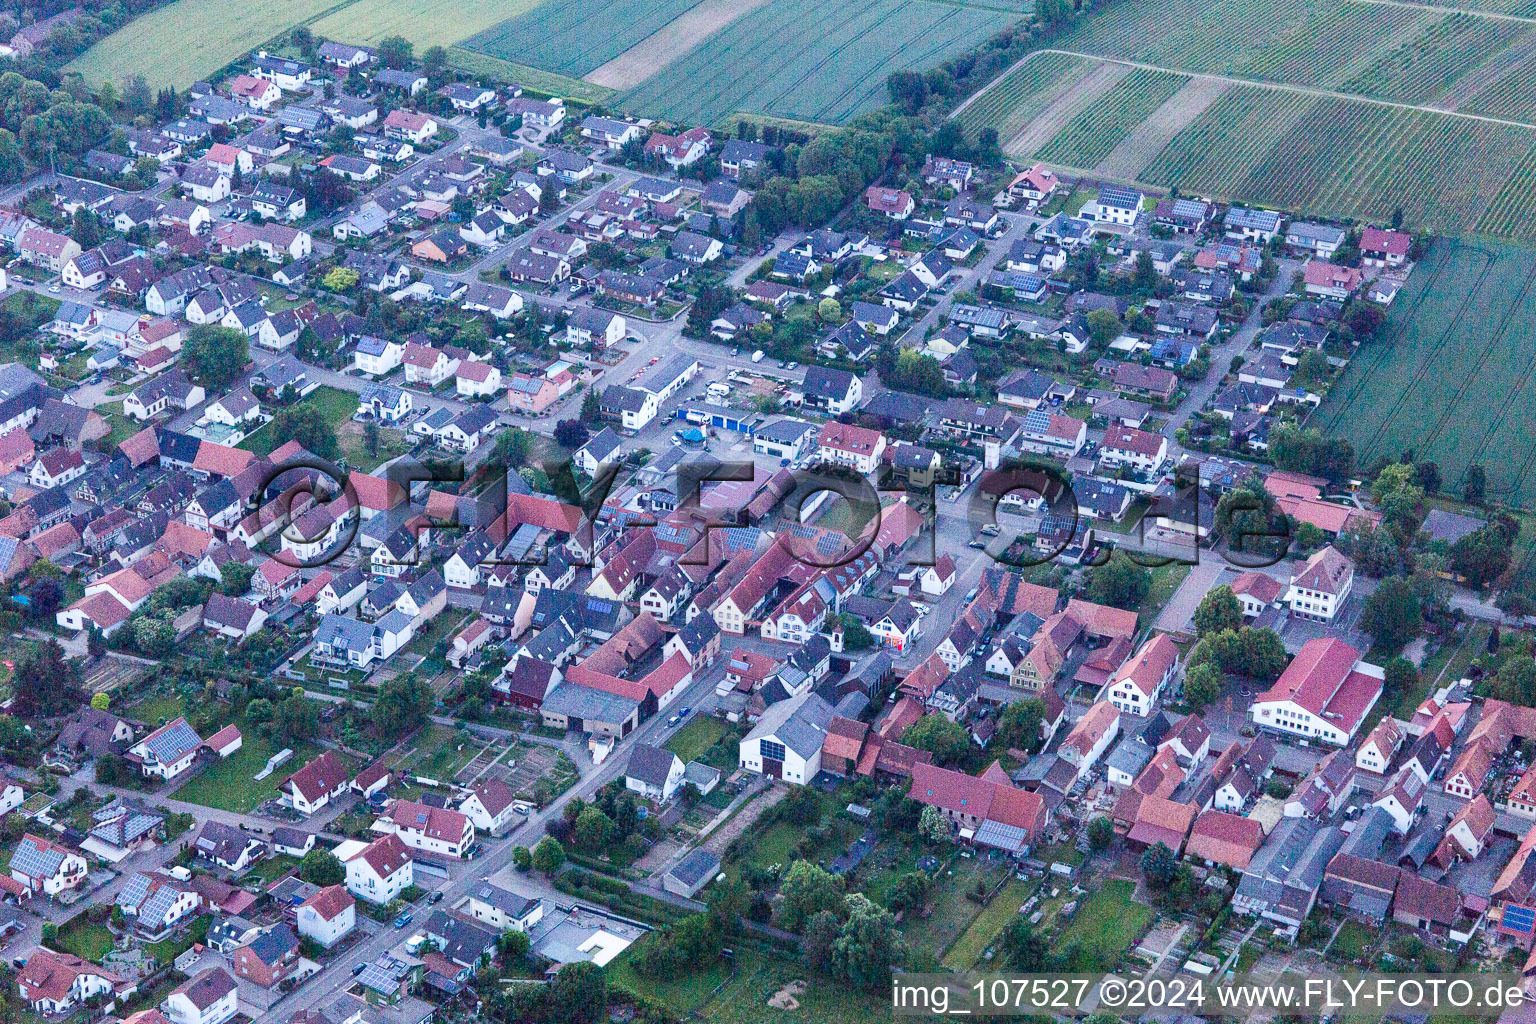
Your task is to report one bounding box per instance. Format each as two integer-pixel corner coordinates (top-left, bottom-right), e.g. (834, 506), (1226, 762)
(1050, 0), (1436, 93)
(1228, 98), (1534, 234)
(64, 0), (345, 90)
(1342, 14), (1526, 104)
(617, 0), (1017, 125)
(1464, 60), (1536, 121)
(1032, 67), (1188, 166)
(956, 51), (1092, 140)
(461, 0), (711, 78)
(310, 0), (542, 49)
(1138, 85), (1317, 193)
(1314, 239), (1536, 506)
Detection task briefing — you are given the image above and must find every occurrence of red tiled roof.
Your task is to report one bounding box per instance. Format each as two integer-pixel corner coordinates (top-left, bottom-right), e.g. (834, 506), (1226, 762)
(194, 441), (255, 478)
(282, 750), (349, 803)
(1185, 809), (1263, 868)
(299, 883), (354, 921)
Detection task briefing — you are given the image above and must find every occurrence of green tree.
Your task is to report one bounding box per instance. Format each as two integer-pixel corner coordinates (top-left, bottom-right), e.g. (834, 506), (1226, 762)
(1450, 525), (1512, 588)
(838, 614), (875, 651)
(1361, 576), (1421, 650)
(218, 561), (255, 597)
(1182, 662), (1225, 712)
(831, 894), (904, 988)
(1141, 841), (1178, 888)
(546, 961), (606, 1024)
(531, 836), (565, 876)
(1193, 585), (1242, 637)
(377, 35), (413, 69)
(270, 403), (340, 462)
(579, 389), (601, 426)
(1383, 656), (1418, 702)
(993, 698), (1045, 754)
(902, 714), (973, 769)
(371, 674), (433, 742)
(181, 324), (250, 391)
(803, 909), (840, 973)
(918, 804), (951, 846)
(299, 849), (344, 886)
(777, 860), (844, 933)
(1083, 557), (1151, 610)
(572, 805), (616, 852)
(817, 297), (841, 322)
(1085, 308), (1121, 349)
(90, 692), (109, 711)
(1087, 817), (1115, 851)
(498, 928), (530, 961)
(132, 616), (175, 657)
(512, 845), (531, 871)
(1465, 464), (1487, 504)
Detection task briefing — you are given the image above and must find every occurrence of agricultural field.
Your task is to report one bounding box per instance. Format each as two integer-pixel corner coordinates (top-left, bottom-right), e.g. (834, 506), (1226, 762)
(617, 0), (1017, 125)
(1341, 14), (1526, 105)
(1032, 67), (1189, 167)
(309, 0), (544, 49)
(1463, 58), (1536, 121)
(63, 0), (343, 90)
(460, 0), (712, 79)
(1137, 85), (1317, 193)
(445, 48), (617, 103)
(1313, 239), (1536, 506)
(955, 51), (1092, 141)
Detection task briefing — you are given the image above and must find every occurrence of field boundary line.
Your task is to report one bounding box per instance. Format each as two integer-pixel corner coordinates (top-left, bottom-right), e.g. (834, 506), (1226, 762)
(1344, 0), (1536, 24)
(957, 47), (1536, 131)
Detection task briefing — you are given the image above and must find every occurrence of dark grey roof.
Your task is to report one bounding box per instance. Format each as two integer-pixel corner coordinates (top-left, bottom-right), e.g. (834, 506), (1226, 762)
(625, 743), (678, 788)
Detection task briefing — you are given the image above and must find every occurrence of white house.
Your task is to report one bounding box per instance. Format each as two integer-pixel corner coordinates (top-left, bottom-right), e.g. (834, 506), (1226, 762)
(127, 718), (203, 779)
(9, 833), (87, 896)
(17, 950), (133, 1015)
(1086, 185), (1143, 226)
(279, 751), (351, 816)
(1250, 637), (1382, 745)
(624, 744), (685, 802)
(162, 968), (238, 1024)
(380, 800), (475, 858)
(1285, 545), (1353, 622)
(457, 779), (520, 836)
(1104, 634), (1179, 717)
(463, 884), (544, 933)
(353, 336), (404, 377)
(340, 833), (413, 905)
(455, 360), (501, 398)
(1356, 717), (1402, 775)
(738, 692), (834, 785)
(295, 885), (355, 948)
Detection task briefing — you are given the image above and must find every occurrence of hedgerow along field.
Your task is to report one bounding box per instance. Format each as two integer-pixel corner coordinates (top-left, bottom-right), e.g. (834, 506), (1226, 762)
(63, 0), (342, 90)
(614, 0), (1018, 125)
(1031, 67), (1188, 167)
(1313, 240), (1536, 507)
(459, 0), (714, 79)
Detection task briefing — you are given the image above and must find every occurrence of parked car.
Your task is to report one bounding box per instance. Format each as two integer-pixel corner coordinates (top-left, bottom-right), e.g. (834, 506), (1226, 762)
(394, 911), (413, 929)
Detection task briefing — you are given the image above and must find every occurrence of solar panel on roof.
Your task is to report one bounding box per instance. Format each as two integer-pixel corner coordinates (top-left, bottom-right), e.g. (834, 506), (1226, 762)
(1506, 906), (1535, 932)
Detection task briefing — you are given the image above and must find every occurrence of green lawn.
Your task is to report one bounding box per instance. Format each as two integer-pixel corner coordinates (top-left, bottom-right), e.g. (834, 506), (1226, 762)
(942, 876), (1033, 969)
(54, 915), (114, 963)
(733, 820), (801, 873)
(238, 386), (359, 458)
(665, 716), (728, 765)
(606, 936), (735, 1015)
(244, 855), (299, 886)
(1057, 879), (1155, 971)
(172, 716), (332, 812)
(146, 915), (211, 966)
(1329, 918), (1375, 963)
(397, 723), (481, 784)
(906, 856), (1001, 959)
(125, 694), (185, 727)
